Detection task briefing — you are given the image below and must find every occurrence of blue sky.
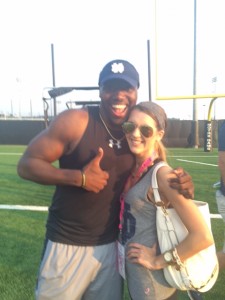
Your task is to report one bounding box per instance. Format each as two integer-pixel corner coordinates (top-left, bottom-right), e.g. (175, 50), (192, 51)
(0, 0), (225, 119)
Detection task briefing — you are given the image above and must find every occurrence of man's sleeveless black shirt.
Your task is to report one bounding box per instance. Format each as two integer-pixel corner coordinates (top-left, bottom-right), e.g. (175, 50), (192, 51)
(46, 106), (134, 246)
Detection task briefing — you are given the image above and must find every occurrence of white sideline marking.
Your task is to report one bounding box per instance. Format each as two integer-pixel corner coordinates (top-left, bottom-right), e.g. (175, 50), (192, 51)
(0, 204), (222, 218)
(175, 158), (222, 219)
(0, 204), (48, 211)
(210, 214), (222, 219)
(169, 155), (217, 158)
(177, 159), (218, 167)
(0, 153), (22, 155)
(0, 153), (220, 218)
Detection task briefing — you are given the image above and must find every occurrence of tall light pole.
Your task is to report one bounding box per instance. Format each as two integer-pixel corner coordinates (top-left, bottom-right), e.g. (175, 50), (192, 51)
(30, 99), (33, 118)
(16, 77), (22, 119)
(11, 99), (13, 117)
(51, 43), (57, 117)
(192, 0), (199, 148)
(203, 104), (206, 120)
(147, 40), (152, 101)
(212, 76), (217, 119)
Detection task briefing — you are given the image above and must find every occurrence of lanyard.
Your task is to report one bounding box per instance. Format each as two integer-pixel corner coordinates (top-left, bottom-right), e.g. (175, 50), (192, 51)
(119, 155), (155, 231)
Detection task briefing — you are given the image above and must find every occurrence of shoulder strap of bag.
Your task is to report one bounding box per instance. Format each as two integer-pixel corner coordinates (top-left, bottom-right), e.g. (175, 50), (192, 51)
(152, 161), (168, 204)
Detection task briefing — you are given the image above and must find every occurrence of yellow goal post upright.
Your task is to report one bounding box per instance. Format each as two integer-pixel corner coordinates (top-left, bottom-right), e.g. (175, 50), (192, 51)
(152, 0), (225, 152)
(155, 93), (225, 152)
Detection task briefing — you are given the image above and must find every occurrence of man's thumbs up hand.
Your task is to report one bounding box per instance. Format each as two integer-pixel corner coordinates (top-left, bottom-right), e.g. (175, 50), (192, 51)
(82, 148), (109, 193)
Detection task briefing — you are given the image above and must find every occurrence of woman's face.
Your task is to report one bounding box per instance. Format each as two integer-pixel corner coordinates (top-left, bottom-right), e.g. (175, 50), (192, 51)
(124, 109), (164, 160)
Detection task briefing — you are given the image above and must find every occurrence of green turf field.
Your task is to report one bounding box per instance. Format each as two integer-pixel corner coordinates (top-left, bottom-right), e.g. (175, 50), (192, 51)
(0, 145), (225, 299)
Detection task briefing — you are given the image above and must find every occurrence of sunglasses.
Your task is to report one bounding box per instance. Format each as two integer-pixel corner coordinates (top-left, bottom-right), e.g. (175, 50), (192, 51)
(122, 122), (154, 138)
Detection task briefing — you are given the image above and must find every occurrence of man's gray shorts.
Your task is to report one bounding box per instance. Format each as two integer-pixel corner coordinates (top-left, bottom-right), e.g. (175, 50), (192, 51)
(35, 240), (123, 300)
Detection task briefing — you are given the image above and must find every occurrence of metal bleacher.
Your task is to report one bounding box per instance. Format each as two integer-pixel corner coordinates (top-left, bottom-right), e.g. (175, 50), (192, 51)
(42, 86), (100, 127)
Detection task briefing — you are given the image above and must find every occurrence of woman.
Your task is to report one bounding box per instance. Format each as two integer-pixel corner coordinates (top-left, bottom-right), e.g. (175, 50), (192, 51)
(119, 101), (214, 300)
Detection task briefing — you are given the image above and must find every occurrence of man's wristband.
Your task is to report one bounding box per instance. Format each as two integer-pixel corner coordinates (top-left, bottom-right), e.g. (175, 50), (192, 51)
(81, 170), (86, 188)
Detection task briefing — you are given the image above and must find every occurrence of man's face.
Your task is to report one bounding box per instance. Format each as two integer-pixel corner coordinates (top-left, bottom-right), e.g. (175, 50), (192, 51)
(99, 79), (138, 126)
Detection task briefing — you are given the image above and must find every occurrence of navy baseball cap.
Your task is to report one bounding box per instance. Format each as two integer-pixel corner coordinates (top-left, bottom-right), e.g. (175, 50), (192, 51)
(98, 59), (140, 88)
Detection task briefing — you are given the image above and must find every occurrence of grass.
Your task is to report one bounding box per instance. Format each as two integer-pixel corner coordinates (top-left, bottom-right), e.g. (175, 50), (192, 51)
(0, 210), (46, 300)
(0, 145), (225, 299)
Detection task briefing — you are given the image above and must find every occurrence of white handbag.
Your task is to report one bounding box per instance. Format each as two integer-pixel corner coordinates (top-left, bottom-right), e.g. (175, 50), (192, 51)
(152, 162), (219, 292)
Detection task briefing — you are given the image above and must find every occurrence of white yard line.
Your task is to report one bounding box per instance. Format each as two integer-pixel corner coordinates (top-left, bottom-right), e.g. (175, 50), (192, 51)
(0, 153), (22, 155)
(169, 155), (217, 158)
(210, 214), (222, 219)
(0, 204), (221, 218)
(0, 204), (48, 211)
(0, 154), (221, 218)
(175, 158), (221, 218)
(176, 159), (218, 167)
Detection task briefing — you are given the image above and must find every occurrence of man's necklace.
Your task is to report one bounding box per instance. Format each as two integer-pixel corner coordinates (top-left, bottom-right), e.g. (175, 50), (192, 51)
(99, 112), (125, 149)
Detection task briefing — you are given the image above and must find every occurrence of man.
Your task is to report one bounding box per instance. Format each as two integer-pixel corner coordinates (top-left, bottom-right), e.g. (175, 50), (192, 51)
(216, 120), (225, 269)
(17, 59), (194, 300)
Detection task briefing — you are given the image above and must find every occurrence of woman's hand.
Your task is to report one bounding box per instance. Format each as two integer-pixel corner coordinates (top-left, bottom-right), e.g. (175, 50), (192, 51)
(127, 243), (159, 270)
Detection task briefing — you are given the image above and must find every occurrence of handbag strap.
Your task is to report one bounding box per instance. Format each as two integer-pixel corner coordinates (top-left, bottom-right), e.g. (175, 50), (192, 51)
(151, 161), (168, 204)
(152, 161), (178, 237)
